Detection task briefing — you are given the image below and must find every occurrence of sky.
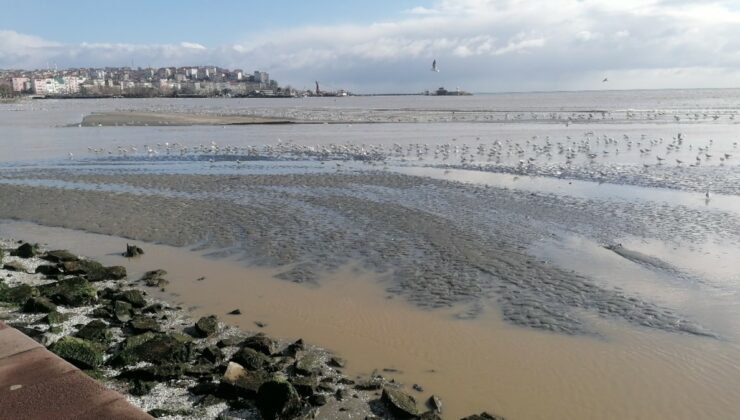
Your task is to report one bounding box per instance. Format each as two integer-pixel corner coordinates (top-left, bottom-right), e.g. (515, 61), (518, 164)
(1, 0), (740, 93)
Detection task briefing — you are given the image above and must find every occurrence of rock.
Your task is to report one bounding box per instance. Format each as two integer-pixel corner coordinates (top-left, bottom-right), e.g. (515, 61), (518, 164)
(427, 395), (443, 413)
(42, 250), (79, 263)
(125, 244), (145, 258)
(419, 411), (443, 420)
(256, 379), (303, 420)
(328, 356), (345, 368)
(142, 303), (164, 314)
(189, 381), (220, 396)
(309, 393), (328, 406)
(381, 387), (420, 418)
(199, 346), (223, 364)
(290, 375), (318, 397)
(0, 284), (37, 304)
(50, 336), (105, 369)
(241, 333), (278, 355)
(231, 347), (271, 370)
(75, 320), (112, 343)
(412, 383), (424, 392)
(141, 269), (168, 287)
(3, 261), (29, 273)
(39, 277), (97, 306)
(198, 394), (223, 407)
(254, 321), (267, 328)
(129, 316), (161, 333)
(194, 315), (219, 337)
(227, 308), (241, 315)
(112, 332), (194, 367)
(35, 265), (62, 276)
(221, 361), (272, 397)
(129, 379), (156, 396)
(62, 260), (107, 281)
(22, 297), (57, 313)
(118, 363), (214, 382)
(281, 339), (304, 357)
(461, 413), (506, 420)
(11, 243), (38, 258)
(216, 337), (241, 348)
(294, 352), (322, 376)
(90, 307), (112, 319)
(355, 377), (384, 390)
(106, 266), (127, 280)
(132, 334), (194, 364)
(114, 300), (133, 323)
(115, 289), (147, 308)
(44, 310), (69, 325)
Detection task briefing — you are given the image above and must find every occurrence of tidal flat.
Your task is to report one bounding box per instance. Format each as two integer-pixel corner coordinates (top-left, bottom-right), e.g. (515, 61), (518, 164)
(1, 93), (740, 419)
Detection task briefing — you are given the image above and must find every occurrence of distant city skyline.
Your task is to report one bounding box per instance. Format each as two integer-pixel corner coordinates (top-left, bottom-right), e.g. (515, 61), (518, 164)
(1, 0), (739, 93)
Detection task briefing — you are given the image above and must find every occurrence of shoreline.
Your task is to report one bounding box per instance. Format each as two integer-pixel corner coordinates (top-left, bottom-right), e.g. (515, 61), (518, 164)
(0, 237), (496, 419)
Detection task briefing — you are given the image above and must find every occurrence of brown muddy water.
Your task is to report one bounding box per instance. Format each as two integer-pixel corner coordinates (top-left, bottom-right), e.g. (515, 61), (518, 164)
(3, 220), (740, 420)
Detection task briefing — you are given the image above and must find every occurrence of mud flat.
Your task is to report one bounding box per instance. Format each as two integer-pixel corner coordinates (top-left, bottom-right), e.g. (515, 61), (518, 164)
(80, 112), (297, 126)
(1, 239), (475, 419)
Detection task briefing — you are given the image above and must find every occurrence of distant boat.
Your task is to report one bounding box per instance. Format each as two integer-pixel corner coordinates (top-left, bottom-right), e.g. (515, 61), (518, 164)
(431, 59), (440, 72)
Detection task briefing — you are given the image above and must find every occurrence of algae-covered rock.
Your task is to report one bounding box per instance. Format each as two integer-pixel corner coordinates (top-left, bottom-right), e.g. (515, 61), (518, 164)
(256, 379), (303, 420)
(50, 336), (105, 369)
(294, 352), (322, 376)
(114, 300), (133, 322)
(194, 315), (219, 337)
(62, 260), (107, 281)
(42, 249), (79, 263)
(129, 316), (161, 333)
(141, 269), (168, 287)
(231, 346), (271, 371)
(113, 333), (193, 366)
(22, 296), (57, 313)
(44, 310), (69, 325)
(39, 277), (97, 306)
(106, 266), (127, 280)
(381, 386), (420, 418)
(461, 412), (506, 420)
(75, 319), (112, 344)
(0, 284), (38, 304)
(116, 289), (147, 308)
(240, 333), (278, 355)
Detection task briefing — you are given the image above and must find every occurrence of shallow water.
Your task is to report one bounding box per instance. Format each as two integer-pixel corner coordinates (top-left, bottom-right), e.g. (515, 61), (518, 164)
(1, 92), (739, 419)
(3, 221), (740, 420)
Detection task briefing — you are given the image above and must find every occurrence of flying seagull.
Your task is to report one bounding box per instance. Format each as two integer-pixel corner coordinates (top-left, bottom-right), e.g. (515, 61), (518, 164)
(602, 77), (608, 82)
(432, 59), (440, 72)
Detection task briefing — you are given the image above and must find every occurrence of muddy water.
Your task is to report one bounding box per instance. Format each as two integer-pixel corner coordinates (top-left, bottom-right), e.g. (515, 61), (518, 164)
(4, 221), (740, 420)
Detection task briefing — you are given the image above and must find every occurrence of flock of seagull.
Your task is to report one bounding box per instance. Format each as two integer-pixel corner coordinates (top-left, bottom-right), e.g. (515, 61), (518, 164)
(79, 131), (736, 173)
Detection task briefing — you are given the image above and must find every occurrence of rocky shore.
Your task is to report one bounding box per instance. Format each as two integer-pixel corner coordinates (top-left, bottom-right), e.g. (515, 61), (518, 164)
(0, 239), (501, 420)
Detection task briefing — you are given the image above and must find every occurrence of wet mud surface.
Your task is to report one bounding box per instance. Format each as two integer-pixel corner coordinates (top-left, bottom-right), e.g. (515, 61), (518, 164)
(1, 168), (736, 337)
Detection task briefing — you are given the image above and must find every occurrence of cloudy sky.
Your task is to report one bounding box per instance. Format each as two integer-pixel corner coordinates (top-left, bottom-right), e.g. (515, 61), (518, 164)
(1, 0), (739, 92)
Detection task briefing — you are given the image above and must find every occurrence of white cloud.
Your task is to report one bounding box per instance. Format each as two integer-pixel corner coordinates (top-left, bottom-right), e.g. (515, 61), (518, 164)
(2, 0), (740, 92)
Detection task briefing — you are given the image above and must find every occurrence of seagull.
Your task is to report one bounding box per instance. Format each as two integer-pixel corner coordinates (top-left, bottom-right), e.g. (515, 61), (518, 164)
(431, 59), (440, 72)
(602, 77), (608, 83)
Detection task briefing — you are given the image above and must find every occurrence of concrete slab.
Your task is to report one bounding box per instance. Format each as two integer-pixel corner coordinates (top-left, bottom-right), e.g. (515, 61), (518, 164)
(0, 328), (42, 360)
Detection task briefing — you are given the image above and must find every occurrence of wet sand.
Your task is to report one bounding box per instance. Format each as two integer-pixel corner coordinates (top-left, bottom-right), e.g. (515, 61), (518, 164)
(3, 221), (740, 420)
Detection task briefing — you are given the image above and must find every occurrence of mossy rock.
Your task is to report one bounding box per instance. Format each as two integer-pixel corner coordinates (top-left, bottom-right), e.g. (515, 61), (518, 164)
(75, 319), (112, 344)
(0, 284), (38, 304)
(294, 352), (322, 376)
(39, 277), (97, 307)
(141, 270), (168, 287)
(113, 300), (133, 322)
(194, 315), (219, 337)
(231, 347), (271, 371)
(44, 310), (69, 326)
(50, 336), (105, 369)
(22, 296), (57, 313)
(106, 266), (127, 280)
(240, 333), (278, 355)
(111, 332), (193, 366)
(115, 289), (147, 308)
(42, 250), (79, 263)
(129, 379), (156, 396)
(129, 316), (161, 333)
(256, 379), (303, 420)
